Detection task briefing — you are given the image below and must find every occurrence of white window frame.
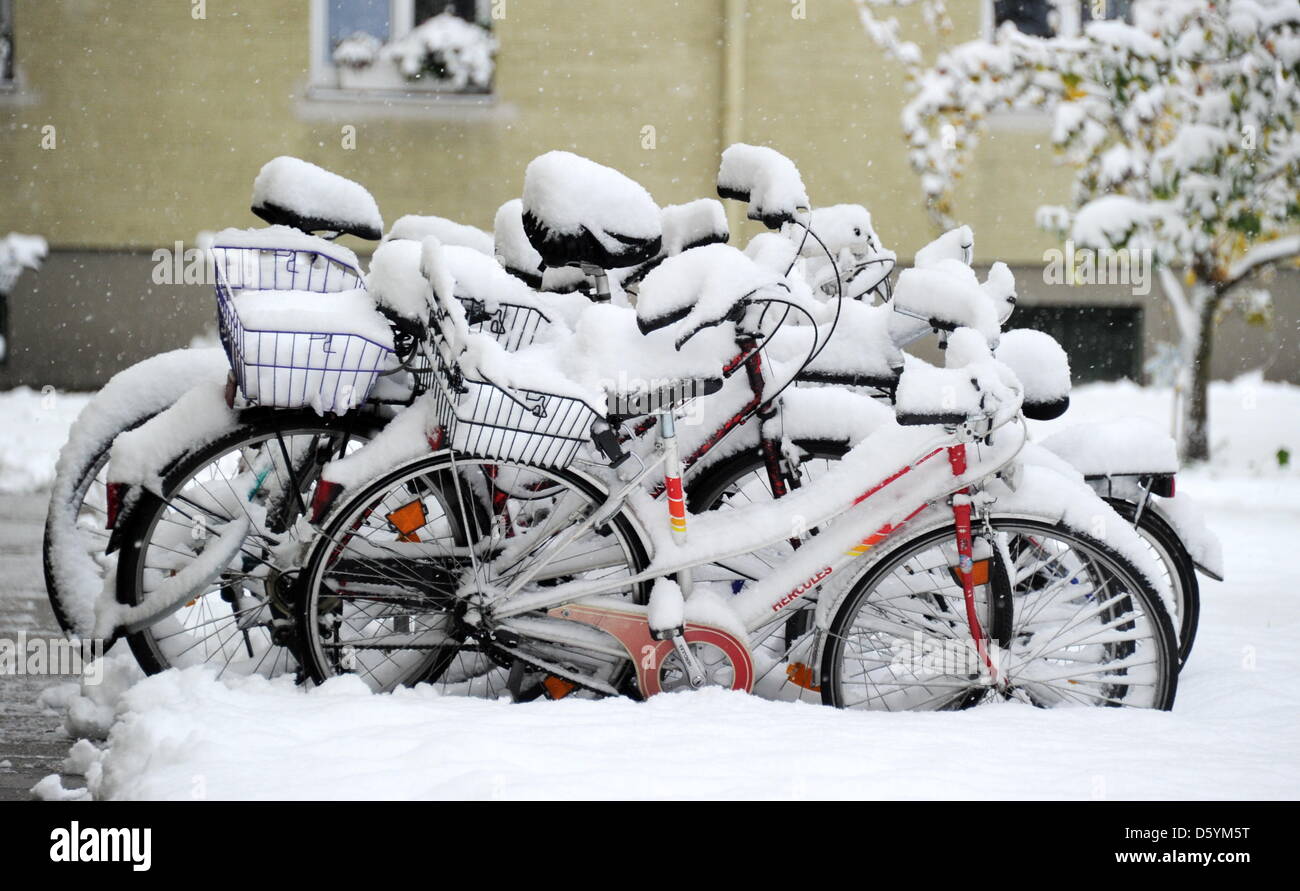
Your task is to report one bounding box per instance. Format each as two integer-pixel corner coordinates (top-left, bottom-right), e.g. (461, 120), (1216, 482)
(0, 0), (16, 89)
(309, 0), (492, 96)
(983, 0), (1134, 41)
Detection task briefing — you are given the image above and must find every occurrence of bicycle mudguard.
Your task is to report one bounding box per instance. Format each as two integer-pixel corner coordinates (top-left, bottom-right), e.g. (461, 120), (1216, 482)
(104, 516), (252, 639)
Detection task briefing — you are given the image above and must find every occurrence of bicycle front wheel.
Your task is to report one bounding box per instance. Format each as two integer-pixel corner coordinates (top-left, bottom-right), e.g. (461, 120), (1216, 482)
(297, 453), (651, 695)
(822, 519), (1179, 711)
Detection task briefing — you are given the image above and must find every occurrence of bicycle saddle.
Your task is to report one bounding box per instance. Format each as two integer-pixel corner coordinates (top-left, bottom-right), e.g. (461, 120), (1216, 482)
(521, 151), (663, 270)
(636, 243), (787, 349)
(251, 156), (384, 241)
(994, 328), (1071, 421)
(717, 143), (809, 230)
(494, 199), (588, 293)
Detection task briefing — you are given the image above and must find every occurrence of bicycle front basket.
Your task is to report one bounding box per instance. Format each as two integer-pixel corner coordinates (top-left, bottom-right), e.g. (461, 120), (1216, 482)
(429, 348), (598, 469)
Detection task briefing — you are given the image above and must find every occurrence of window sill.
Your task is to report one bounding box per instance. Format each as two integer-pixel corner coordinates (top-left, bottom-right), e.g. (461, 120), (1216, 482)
(297, 83), (513, 121)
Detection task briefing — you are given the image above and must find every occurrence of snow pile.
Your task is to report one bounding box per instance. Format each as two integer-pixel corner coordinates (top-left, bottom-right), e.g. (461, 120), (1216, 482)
(251, 157), (382, 240)
(913, 225), (973, 268)
(0, 231), (48, 293)
(660, 200), (730, 256)
(894, 331), (1014, 425)
(0, 387), (92, 494)
(770, 299), (902, 385)
(788, 205), (898, 301)
(1030, 371), (1300, 477)
(563, 302), (737, 398)
(366, 238), (432, 321)
(717, 144), (810, 228)
(231, 288), (395, 346)
(331, 31), (382, 68)
(647, 579), (685, 633)
(1041, 418), (1180, 478)
(65, 645), (1300, 799)
(380, 11), (496, 90)
(384, 214), (494, 256)
(37, 650), (145, 742)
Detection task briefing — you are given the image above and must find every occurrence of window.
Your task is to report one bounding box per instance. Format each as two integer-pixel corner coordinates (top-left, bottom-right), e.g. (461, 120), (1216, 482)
(991, 0), (1131, 39)
(312, 0), (495, 95)
(1013, 305), (1143, 384)
(1, 0), (14, 86)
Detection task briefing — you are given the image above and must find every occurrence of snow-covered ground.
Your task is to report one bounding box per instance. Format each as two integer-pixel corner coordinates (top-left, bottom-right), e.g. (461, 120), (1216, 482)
(10, 374), (1300, 800)
(0, 387), (92, 495)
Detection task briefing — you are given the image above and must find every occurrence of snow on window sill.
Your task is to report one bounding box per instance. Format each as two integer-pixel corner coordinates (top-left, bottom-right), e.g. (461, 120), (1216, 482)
(296, 83), (513, 122)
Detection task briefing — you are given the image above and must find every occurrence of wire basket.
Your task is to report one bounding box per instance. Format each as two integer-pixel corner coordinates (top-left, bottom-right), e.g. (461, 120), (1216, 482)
(448, 297), (550, 352)
(212, 244), (395, 414)
(429, 346), (598, 469)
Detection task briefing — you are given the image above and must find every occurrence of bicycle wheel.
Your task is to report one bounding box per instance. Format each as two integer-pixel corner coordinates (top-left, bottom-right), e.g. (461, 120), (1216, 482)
(114, 411), (374, 677)
(686, 439), (849, 697)
(297, 453), (650, 696)
(822, 519), (1179, 711)
(1105, 497), (1199, 666)
(44, 348), (230, 638)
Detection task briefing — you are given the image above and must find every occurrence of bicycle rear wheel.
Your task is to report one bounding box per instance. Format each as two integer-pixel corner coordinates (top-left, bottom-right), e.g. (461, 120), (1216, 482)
(114, 411), (374, 677)
(1105, 497), (1199, 666)
(822, 518), (1178, 711)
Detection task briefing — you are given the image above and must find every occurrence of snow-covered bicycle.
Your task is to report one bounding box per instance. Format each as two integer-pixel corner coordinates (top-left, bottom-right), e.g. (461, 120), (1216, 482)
(293, 254), (1179, 708)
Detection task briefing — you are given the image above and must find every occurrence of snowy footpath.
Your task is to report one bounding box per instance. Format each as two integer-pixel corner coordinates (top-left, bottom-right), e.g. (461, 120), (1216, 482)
(4, 376), (1298, 800)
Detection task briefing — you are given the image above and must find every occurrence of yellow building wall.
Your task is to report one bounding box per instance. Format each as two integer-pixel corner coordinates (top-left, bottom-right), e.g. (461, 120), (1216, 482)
(0, 0), (1073, 264)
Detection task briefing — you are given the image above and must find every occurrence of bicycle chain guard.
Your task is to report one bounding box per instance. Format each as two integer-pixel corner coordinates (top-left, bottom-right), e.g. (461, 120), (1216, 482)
(547, 602), (754, 697)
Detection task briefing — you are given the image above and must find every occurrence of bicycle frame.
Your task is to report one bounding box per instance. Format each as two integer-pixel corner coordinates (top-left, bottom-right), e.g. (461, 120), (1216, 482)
(483, 415), (1028, 648)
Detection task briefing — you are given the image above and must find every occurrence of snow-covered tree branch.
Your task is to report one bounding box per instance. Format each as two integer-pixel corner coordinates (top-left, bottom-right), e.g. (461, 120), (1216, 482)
(860, 0), (1300, 461)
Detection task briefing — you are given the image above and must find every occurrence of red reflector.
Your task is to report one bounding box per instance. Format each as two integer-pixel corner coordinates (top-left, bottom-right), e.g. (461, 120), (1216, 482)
(310, 480), (344, 525)
(105, 482), (126, 529)
(1168, 475), (1175, 498)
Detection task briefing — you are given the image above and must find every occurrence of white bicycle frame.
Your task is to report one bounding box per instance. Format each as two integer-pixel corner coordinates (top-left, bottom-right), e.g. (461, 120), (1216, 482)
(479, 410), (1028, 649)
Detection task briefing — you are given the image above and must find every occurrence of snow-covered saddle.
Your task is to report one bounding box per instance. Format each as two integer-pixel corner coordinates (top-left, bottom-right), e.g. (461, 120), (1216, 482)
(717, 143), (810, 230)
(251, 156), (384, 241)
(635, 243), (788, 349)
(522, 151), (663, 270)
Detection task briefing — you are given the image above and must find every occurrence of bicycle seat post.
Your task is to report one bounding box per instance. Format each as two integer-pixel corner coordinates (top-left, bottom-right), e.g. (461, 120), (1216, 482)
(657, 409), (693, 598)
(580, 263), (612, 302)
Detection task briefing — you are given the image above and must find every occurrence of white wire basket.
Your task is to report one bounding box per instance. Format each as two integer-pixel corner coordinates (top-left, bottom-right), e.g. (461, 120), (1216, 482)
(212, 244), (395, 414)
(428, 345), (599, 469)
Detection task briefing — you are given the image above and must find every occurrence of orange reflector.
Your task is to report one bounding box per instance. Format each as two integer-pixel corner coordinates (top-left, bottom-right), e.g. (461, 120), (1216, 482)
(786, 662), (821, 692)
(385, 499), (427, 542)
(542, 675), (578, 700)
(949, 559), (990, 588)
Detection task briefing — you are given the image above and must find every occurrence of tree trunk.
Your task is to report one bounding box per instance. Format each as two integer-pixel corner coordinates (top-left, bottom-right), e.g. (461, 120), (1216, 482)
(1181, 294), (1219, 463)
